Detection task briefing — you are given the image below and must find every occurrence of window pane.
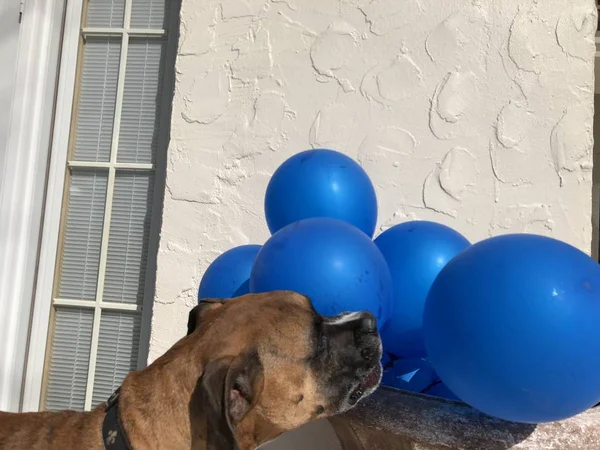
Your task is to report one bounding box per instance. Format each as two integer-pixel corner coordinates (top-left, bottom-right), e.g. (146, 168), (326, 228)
(117, 37), (167, 164)
(85, 0), (125, 28)
(44, 308), (93, 411)
(91, 311), (141, 407)
(131, 0), (169, 29)
(58, 170), (108, 300)
(103, 172), (155, 304)
(72, 37), (121, 162)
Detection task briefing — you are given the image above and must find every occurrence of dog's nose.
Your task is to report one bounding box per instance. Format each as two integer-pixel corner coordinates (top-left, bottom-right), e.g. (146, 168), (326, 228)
(355, 312), (377, 335)
(325, 311), (378, 334)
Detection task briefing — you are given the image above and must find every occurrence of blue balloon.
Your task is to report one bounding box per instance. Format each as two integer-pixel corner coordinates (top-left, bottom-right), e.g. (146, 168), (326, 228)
(381, 352), (393, 369)
(381, 358), (437, 393)
(265, 149), (378, 237)
(375, 221), (470, 358)
(198, 245), (261, 300)
(424, 382), (461, 401)
(424, 234), (600, 423)
(249, 217), (392, 328)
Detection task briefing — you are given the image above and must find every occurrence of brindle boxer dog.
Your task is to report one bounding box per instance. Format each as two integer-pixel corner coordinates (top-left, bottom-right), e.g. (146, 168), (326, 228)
(0, 291), (382, 450)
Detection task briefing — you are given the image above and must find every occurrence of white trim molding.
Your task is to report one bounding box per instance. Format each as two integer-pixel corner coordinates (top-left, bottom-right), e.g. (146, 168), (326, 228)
(0, 0), (67, 413)
(20, 0), (84, 413)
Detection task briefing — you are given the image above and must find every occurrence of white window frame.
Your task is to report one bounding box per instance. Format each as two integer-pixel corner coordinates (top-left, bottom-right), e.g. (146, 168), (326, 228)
(21, 0), (179, 412)
(0, 0), (67, 413)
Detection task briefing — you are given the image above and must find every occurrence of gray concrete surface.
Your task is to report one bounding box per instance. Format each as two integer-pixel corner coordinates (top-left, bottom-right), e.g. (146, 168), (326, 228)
(262, 418), (342, 449)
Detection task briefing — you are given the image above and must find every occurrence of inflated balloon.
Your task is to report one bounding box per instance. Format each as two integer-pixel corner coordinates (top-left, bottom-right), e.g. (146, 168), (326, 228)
(381, 352), (393, 369)
(424, 382), (461, 402)
(382, 358), (437, 393)
(250, 217), (392, 328)
(424, 234), (600, 423)
(375, 221), (470, 358)
(198, 245), (261, 300)
(264, 149), (378, 237)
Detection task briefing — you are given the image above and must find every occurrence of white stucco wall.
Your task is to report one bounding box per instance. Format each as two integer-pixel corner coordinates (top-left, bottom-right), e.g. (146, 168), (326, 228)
(149, 0), (597, 359)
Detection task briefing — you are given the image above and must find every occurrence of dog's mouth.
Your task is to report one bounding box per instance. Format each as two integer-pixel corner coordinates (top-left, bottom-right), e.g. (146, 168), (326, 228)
(348, 363), (382, 405)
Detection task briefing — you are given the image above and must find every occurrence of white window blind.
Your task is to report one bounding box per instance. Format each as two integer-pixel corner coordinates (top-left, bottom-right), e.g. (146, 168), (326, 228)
(43, 0), (172, 412)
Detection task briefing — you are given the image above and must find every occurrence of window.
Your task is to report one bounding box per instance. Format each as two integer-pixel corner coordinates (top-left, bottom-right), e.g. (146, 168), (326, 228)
(41, 0), (174, 411)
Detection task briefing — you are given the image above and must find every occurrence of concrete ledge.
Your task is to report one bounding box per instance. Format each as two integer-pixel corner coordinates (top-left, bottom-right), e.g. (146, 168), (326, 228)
(328, 387), (600, 449)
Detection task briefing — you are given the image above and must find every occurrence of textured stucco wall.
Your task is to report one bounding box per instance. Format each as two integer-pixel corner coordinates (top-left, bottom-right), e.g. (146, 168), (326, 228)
(150, 0), (597, 359)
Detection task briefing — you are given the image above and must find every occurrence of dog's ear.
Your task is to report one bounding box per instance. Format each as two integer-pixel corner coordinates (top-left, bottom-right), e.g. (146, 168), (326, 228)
(193, 356), (237, 449)
(224, 350), (265, 427)
(187, 299), (225, 335)
(193, 352), (264, 448)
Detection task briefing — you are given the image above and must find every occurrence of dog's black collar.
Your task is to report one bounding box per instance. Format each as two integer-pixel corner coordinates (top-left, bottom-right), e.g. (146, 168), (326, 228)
(102, 388), (132, 450)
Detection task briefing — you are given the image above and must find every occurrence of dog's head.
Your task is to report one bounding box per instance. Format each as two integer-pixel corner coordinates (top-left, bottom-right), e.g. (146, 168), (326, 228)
(187, 290), (382, 449)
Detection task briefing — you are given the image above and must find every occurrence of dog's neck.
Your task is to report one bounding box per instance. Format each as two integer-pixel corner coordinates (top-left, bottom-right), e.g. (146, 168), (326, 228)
(117, 336), (201, 448)
(115, 335), (272, 450)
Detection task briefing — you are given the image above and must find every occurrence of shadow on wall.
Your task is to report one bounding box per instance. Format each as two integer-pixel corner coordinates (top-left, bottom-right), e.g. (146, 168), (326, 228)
(592, 94), (600, 261)
(261, 419), (341, 450)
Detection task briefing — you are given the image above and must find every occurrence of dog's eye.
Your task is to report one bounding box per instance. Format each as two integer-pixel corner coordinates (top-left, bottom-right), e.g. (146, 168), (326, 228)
(308, 320), (325, 358)
(317, 333), (326, 352)
(314, 322), (327, 354)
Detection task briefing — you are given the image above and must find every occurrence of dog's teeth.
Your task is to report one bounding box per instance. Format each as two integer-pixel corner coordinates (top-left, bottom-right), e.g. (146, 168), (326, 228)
(350, 389), (363, 403)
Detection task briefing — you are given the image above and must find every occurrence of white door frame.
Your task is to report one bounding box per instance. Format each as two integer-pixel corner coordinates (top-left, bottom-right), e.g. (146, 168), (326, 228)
(19, 0), (84, 413)
(0, 0), (69, 413)
(0, 1), (22, 182)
